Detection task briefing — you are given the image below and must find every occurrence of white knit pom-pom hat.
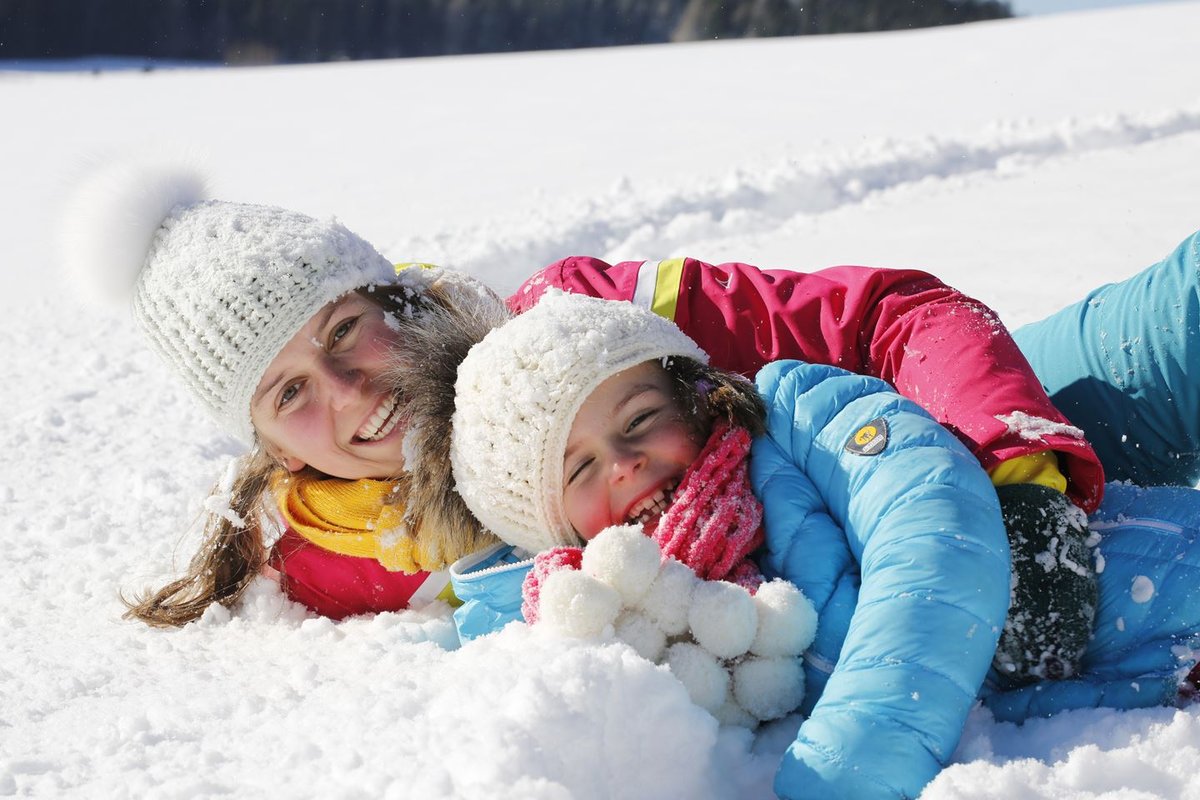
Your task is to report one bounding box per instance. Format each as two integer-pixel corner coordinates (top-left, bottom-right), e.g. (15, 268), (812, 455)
(62, 162), (399, 443)
(450, 291), (707, 553)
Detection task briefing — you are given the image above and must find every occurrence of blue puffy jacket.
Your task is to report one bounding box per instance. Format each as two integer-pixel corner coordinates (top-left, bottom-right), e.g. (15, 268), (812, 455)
(754, 361), (1200, 797)
(983, 481), (1200, 720)
(750, 361), (1010, 800)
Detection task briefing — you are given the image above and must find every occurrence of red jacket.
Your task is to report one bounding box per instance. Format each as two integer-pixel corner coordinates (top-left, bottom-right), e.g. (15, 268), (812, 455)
(269, 529), (439, 620)
(273, 256), (1106, 618)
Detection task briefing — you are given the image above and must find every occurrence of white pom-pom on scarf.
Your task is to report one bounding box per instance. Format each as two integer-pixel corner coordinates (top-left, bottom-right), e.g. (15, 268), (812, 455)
(60, 159), (208, 305)
(689, 580), (758, 659)
(713, 697), (757, 729)
(613, 610), (666, 662)
(638, 557), (698, 636)
(581, 524), (662, 606)
(750, 579), (820, 657)
(666, 641), (729, 713)
(517, 517), (817, 727)
(536, 569), (621, 638)
(733, 656), (806, 721)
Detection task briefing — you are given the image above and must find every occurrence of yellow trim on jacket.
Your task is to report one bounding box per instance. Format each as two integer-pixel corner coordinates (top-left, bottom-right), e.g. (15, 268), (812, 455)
(988, 451), (1069, 494)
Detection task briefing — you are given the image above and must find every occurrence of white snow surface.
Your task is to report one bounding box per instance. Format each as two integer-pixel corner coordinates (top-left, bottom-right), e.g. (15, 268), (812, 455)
(3, 3), (1200, 797)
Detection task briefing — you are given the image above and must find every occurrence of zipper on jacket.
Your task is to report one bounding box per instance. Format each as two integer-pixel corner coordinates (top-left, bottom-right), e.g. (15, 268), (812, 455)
(449, 543), (535, 582)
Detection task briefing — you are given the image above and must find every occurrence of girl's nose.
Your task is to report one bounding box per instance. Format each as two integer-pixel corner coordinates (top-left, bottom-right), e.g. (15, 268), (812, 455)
(609, 447), (645, 484)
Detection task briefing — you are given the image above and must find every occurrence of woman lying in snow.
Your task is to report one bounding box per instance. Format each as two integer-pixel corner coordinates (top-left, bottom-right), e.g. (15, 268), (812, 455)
(444, 290), (1200, 800)
(85, 164), (1110, 647)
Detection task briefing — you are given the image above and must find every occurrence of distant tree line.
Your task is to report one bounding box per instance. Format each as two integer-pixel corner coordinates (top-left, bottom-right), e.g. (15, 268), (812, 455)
(0, 0), (1012, 65)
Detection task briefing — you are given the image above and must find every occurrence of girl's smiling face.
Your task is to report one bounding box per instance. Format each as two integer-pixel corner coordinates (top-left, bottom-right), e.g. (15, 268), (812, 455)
(562, 361), (704, 540)
(250, 293), (408, 480)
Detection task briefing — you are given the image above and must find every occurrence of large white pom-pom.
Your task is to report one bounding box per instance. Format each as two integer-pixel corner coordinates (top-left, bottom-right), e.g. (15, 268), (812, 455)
(638, 557), (698, 636)
(713, 697), (758, 729)
(689, 580), (758, 659)
(665, 642), (729, 713)
(581, 524), (662, 605)
(60, 160), (208, 305)
(614, 610), (666, 662)
(536, 570), (621, 638)
(733, 656), (806, 721)
(750, 579), (819, 657)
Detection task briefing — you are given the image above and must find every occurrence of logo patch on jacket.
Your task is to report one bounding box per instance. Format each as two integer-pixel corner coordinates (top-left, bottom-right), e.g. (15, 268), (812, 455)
(845, 418), (888, 456)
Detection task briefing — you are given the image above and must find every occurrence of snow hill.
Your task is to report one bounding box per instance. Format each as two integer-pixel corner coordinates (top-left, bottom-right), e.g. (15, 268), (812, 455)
(2, 2), (1200, 797)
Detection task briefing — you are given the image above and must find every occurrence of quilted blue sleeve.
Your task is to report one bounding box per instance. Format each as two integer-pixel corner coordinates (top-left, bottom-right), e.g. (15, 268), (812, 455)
(448, 544), (534, 642)
(752, 361), (1010, 800)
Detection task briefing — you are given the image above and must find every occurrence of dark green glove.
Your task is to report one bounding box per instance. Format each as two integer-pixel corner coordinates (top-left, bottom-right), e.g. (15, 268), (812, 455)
(992, 483), (1098, 687)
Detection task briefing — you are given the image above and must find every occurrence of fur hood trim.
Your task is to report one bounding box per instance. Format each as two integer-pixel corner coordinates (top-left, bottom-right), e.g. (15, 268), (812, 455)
(385, 275), (512, 566)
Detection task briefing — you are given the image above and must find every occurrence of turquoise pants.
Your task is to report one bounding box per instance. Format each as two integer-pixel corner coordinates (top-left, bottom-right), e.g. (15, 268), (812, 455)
(1015, 231), (1200, 487)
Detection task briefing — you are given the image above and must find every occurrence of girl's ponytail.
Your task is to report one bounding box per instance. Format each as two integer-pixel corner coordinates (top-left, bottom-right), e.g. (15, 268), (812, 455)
(123, 449), (280, 628)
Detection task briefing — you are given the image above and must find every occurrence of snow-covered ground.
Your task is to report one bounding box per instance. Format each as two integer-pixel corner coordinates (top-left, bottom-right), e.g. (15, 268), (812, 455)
(3, 3), (1200, 797)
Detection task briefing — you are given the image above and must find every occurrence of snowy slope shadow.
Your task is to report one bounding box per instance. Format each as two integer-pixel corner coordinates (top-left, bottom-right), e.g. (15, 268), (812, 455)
(403, 103), (1200, 278)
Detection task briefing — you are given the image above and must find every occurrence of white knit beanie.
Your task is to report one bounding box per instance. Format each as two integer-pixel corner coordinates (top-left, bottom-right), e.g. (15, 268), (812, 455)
(451, 291), (708, 553)
(63, 163), (403, 443)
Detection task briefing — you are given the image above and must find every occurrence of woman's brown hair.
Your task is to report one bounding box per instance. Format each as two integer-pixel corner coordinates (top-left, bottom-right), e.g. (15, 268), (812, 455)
(122, 447), (279, 627)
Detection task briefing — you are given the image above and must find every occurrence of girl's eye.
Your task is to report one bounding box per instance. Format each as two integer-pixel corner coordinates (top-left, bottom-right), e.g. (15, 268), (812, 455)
(329, 316), (358, 348)
(567, 457), (594, 486)
(278, 382), (301, 410)
(627, 409), (656, 433)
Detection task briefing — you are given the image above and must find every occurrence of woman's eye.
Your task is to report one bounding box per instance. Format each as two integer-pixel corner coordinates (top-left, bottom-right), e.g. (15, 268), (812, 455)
(329, 316), (358, 347)
(567, 457), (593, 485)
(278, 382), (301, 409)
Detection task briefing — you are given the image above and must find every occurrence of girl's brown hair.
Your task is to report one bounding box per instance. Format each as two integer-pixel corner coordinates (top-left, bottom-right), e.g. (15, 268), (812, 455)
(664, 356), (767, 439)
(123, 275), (509, 627)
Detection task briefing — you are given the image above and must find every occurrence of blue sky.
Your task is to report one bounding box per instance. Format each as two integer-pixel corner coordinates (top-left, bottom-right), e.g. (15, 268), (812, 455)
(1010, 0), (1187, 15)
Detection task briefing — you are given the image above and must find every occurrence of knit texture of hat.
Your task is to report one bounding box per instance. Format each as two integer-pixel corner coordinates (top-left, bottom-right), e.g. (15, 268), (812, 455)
(451, 291), (708, 554)
(133, 200), (398, 442)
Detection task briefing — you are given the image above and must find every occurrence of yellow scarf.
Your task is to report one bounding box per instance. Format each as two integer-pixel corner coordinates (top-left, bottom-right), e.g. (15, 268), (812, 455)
(273, 474), (439, 573)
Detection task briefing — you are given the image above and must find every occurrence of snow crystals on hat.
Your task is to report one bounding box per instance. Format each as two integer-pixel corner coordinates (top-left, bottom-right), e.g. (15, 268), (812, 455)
(450, 290), (708, 552)
(61, 161), (398, 443)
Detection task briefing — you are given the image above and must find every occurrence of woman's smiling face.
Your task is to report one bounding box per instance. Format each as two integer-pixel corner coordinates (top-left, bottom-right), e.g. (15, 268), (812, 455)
(561, 361), (704, 540)
(250, 292), (409, 480)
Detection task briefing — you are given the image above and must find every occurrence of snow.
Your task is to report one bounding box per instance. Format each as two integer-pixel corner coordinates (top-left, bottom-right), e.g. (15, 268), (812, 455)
(1132, 575), (1157, 604)
(997, 411), (1086, 442)
(3, 2), (1200, 797)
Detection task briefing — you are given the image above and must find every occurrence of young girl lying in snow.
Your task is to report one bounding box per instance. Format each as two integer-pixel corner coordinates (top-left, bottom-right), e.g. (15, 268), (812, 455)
(87, 163), (1108, 645)
(446, 289), (1088, 683)
(445, 290), (1200, 800)
(450, 291), (828, 727)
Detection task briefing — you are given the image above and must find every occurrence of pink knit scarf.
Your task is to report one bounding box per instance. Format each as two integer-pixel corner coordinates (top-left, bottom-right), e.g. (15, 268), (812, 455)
(652, 420), (764, 591)
(522, 420), (765, 624)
